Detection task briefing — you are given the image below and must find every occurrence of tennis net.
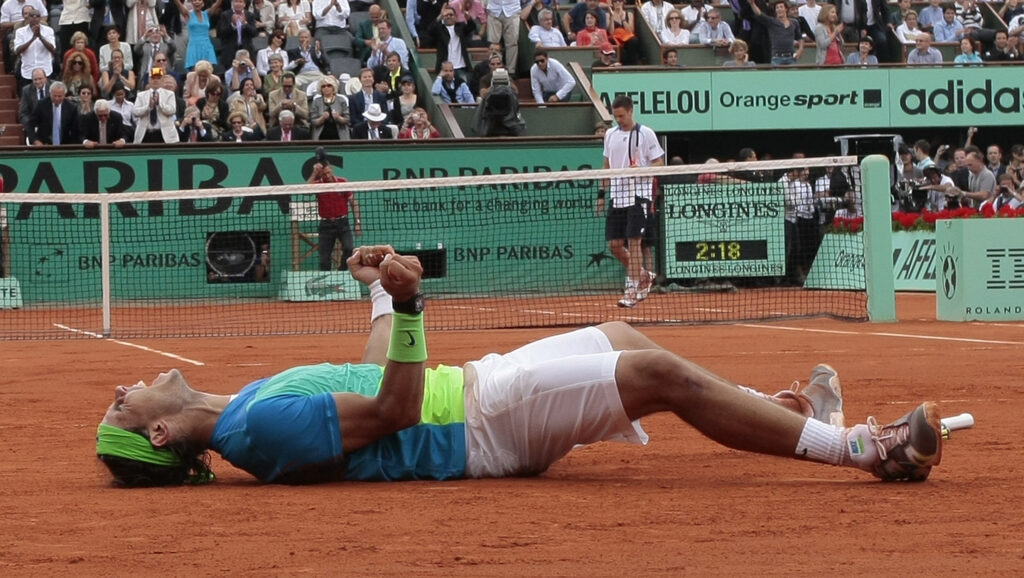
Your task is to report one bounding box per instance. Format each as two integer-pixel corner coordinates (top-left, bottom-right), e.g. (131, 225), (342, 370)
(0, 155), (868, 338)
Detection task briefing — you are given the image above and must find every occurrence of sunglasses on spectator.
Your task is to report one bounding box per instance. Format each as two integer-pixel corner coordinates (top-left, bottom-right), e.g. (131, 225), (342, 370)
(668, 16), (681, 20)
(535, 58), (547, 64)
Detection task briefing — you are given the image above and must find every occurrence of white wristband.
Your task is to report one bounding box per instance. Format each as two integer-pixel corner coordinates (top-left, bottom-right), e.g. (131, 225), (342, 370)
(369, 280), (393, 323)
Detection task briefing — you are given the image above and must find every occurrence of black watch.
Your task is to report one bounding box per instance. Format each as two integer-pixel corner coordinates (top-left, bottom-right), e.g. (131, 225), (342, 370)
(392, 291), (425, 315)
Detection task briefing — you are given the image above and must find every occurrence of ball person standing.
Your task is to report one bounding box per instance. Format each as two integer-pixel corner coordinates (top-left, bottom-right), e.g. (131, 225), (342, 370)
(309, 147), (361, 271)
(597, 95), (665, 308)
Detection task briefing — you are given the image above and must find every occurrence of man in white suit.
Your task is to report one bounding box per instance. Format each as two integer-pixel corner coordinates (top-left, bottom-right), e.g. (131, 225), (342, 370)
(133, 67), (179, 144)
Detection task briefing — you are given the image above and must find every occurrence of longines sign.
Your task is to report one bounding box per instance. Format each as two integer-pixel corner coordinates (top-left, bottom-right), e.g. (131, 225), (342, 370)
(593, 68), (1024, 131)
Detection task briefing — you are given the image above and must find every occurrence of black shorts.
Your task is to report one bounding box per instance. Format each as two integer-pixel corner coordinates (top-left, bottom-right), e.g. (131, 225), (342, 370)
(605, 200), (649, 241)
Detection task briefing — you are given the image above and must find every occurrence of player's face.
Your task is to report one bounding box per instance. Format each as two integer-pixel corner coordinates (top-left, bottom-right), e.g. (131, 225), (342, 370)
(101, 369), (190, 431)
(612, 105), (633, 130)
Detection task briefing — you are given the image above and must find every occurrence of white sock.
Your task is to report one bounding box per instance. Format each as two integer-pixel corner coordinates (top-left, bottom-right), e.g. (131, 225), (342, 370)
(737, 384), (774, 402)
(842, 424), (879, 470)
(795, 418), (846, 465)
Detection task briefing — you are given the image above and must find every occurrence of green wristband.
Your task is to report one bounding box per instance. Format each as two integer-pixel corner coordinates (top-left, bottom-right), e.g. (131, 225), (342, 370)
(386, 312), (427, 363)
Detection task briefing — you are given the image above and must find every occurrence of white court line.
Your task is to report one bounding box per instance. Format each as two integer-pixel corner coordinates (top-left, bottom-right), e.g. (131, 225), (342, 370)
(53, 324), (206, 366)
(737, 323), (1024, 346)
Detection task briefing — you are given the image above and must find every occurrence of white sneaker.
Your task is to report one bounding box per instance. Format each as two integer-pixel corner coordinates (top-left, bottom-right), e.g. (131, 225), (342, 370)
(774, 364), (844, 426)
(618, 280), (638, 308)
(636, 270), (656, 301)
(804, 364), (845, 427)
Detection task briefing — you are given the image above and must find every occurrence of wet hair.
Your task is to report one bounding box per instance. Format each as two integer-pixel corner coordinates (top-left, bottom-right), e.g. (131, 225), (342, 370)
(611, 94), (633, 111)
(98, 434), (213, 487)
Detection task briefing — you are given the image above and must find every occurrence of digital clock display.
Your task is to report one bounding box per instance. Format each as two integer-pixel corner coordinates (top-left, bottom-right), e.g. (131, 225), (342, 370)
(675, 240), (769, 262)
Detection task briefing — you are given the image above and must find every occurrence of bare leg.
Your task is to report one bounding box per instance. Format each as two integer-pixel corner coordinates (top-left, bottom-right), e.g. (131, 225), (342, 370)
(614, 349), (806, 457)
(626, 236), (643, 283)
(595, 322), (805, 416)
(608, 239), (629, 269)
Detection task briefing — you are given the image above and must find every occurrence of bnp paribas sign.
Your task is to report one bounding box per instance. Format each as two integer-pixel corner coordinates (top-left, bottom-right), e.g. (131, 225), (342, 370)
(592, 67), (1024, 131)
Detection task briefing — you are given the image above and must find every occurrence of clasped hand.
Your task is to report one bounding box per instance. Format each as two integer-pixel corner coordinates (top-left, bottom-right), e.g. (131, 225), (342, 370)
(347, 245), (423, 301)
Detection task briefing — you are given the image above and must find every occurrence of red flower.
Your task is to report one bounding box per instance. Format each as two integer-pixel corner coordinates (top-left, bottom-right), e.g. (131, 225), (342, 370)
(898, 212), (919, 228)
(980, 203), (996, 218)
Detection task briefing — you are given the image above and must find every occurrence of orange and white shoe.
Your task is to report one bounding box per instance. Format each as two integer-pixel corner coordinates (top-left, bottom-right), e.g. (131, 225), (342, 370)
(775, 364), (845, 427)
(846, 402), (942, 482)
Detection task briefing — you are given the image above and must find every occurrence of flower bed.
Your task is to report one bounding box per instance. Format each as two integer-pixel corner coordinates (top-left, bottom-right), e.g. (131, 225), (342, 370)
(831, 205), (1024, 234)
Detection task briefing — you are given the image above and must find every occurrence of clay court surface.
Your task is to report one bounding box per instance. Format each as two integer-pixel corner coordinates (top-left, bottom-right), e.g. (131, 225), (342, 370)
(2, 293), (1022, 575)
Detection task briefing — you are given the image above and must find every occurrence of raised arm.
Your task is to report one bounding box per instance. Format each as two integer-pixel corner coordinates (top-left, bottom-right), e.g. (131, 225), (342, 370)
(208, 0), (228, 18)
(334, 246), (426, 453)
(170, 0), (190, 19)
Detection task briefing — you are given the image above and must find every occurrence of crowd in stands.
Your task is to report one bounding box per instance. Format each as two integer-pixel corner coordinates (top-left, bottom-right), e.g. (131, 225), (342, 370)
(4, 0), (1024, 145)
(688, 133), (1024, 285)
(7, 0), (454, 143)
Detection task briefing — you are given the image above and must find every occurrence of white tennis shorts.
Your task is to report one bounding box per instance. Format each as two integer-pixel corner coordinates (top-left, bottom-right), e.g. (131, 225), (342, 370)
(464, 326), (650, 478)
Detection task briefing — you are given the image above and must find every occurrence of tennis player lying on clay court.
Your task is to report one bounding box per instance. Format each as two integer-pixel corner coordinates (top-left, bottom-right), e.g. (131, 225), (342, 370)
(96, 245), (943, 486)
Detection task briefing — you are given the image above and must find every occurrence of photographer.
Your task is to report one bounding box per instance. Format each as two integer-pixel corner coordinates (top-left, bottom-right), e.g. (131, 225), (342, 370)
(176, 105), (214, 142)
(308, 147), (361, 271)
(398, 107), (440, 139)
(980, 173), (1022, 212)
(224, 49), (263, 95)
(918, 165), (953, 211)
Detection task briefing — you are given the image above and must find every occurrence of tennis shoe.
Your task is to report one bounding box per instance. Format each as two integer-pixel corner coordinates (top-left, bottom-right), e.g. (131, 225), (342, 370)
(846, 402), (942, 482)
(774, 364), (844, 426)
(804, 364), (845, 427)
(636, 270), (657, 301)
(618, 280), (638, 308)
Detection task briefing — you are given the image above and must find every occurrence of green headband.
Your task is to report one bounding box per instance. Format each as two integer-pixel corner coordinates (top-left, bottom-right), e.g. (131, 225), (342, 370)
(96, 423), (182, 467)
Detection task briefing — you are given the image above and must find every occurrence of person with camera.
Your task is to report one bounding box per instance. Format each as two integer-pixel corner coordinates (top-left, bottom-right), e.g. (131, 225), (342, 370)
(917, 165), (953, 212)
(979, 173), (1021, 213)
(309, 148), (361, 271)
(225, 49), (263, 95)
(176, 104), (215, 142)
(398, 107), (440, 139)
